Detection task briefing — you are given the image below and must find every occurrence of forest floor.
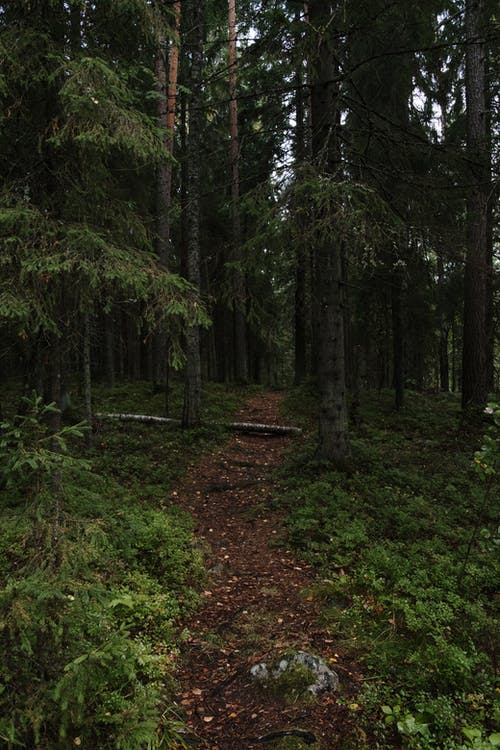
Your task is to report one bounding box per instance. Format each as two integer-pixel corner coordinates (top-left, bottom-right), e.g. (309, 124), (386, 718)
(171, 391), (362, 750)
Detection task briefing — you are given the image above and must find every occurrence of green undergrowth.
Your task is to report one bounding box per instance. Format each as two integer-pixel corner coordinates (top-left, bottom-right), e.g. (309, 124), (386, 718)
(0, 381), (249, 749)
(90, 380), (251, 493)
(280, 385), (499, 750)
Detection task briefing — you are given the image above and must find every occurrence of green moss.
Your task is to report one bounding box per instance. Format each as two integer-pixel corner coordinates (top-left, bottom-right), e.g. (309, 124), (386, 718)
(258, 662), (317, 705)
(281, 387), (499, 748)
(0, 381), (248, 748)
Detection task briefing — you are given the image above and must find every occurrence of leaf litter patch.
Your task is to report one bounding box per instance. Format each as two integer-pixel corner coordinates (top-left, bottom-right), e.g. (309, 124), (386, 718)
(170, 391), (362, 749)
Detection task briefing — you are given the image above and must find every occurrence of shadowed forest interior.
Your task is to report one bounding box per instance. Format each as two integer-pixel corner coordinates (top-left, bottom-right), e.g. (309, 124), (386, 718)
(0, 1), (499, 749)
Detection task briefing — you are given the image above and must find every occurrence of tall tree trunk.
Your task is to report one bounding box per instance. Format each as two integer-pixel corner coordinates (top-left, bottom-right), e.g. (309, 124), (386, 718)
(156, 1), (181, 268)
(155, 2), (181, 382)
(228, 0), (248, 382)
(437, 99), (450, 393)
(293, 9), (307, 385)
(462, 0), (490, 409)
(309, 0), (350, 463)
(179, 85), (189, 281)
(484, 45), (494, 394)
(182, 0), (204, 427)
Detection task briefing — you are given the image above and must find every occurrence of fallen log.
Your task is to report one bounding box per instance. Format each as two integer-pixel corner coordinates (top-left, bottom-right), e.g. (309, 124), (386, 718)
(96, 413), (180, 426)
(95, 413), (302, 436)
(226, 421), (302, 435)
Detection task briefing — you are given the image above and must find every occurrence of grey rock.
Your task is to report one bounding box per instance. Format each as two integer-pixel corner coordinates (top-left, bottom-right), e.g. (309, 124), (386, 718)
(250, 662), (269, 681)
(250, 650), (339, 695)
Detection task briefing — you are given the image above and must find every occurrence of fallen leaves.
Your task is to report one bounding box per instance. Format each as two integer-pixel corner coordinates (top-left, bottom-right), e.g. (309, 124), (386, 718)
(170, 391), (360, 749)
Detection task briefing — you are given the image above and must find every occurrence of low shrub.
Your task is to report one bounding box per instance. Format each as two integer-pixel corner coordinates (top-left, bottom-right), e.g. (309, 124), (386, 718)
(281, 391), (499, 749)
(0, 392), (205, 749)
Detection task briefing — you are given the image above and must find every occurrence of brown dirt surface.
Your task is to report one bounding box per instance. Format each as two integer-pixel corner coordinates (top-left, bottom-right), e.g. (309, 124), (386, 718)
(170, 391), (362, 749)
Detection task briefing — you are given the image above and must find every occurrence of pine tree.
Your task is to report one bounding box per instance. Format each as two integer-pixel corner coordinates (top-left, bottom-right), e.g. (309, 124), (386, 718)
(308, 0), (351, 462)
(182, 0), (206, 426)
(0, 1), (206, 411)
(462, 0), (491, 409)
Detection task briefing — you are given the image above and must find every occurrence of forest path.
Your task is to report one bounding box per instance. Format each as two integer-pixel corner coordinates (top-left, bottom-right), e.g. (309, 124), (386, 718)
(171, 391), (359, 749)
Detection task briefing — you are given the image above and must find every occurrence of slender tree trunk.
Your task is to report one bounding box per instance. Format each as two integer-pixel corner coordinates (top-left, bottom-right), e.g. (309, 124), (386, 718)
(117, 313), (125, 380)
(437, 99), (450, 394)
(49, 333), (62, 433)
(439, 321), (450, 392)
(303, 4), (315, 381)
(179, 84), (189, 280)
(83, 312), (93, 447)
(182, 0), (204, 427)
(293, 11), (307, 385)
(104, 312), (115, 388)
(294, 241), (307, 384)
(155, 2), (181, 382)
(462, 0), (489, 409)
(202, 258), (218, 380)
(452, 315), (457, 393)
(485, 47), (494, 394)
(392, 260), (404, 410)
(437, 256), (450, 392)
(309, 244), (318, 376)
(228, 0), (248, 383)
(156, 1), (181, 268)
(156, 42), (168, 267)
(342, 247), (352, 391)
(309, 0), (350, 463)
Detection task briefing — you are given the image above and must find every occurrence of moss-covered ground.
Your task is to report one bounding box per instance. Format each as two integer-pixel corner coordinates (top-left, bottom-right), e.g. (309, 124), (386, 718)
(0, 380), (252, 749)
(280, 384), (499, 750)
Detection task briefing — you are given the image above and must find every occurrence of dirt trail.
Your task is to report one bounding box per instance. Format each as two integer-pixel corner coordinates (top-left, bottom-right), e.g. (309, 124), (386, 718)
(171, 391), (359, 749)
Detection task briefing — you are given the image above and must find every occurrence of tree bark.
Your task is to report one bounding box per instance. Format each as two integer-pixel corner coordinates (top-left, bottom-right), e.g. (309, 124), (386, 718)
(392, 261), (404, 410)
(294, 242), (307, 385)
(229, 0), (248, 383)
(293, 10), (307, 385)
(83, 312), (93, 447)
(104, 312), (115, 388)
(437, 255), (450, 392)
(309, 0), (350, 463)
(182, 0), (204, 427)
(155, 2), (181, 383)
(49, 333), (62, 433)
(485, 43), (494, 394)
(461, 0), (490, 409)
(156, 1), (180, 268)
